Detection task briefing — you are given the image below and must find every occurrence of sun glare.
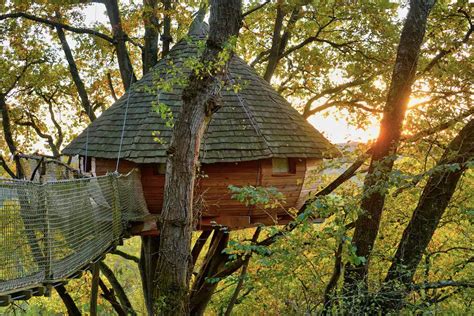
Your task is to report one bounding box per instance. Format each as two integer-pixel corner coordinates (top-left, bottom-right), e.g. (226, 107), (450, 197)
(308, 110), (380, 144)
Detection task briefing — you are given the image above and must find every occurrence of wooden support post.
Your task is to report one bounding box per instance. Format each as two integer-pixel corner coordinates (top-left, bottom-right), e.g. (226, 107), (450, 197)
(33, 286), (46, 296)
(90, 263), (100, 316)
(17, 290), (33, 300)
(0, 295), (12, 307)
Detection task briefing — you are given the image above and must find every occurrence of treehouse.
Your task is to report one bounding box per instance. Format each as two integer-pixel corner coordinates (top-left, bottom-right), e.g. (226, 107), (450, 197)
(62, 21), (340, 231)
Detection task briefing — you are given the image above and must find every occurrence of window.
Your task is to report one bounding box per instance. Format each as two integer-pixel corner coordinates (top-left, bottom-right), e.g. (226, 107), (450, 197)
(272, 158), (296, 175)
(81, 156), (92, 173)
(153, 163), (167, 175)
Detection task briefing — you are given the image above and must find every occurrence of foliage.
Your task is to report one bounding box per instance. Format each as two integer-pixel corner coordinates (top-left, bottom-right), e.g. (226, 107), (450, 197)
(0, 0), (472, 314)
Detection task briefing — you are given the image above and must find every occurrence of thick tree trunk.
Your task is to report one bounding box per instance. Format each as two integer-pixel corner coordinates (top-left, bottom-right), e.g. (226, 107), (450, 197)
(153, 1), (242, 314)
(143, 0), (160, 75)
(343, 0), (435, 292)
(55, 24), (97, 121)
(381, 118), (474, 311)
(103, 0), (137, 90)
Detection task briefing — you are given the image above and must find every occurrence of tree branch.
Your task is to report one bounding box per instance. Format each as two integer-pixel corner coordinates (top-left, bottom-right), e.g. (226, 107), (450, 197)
(412, 280), (474, 291)
(243, 0), (270, 18)
(302, 74), (378, 117)
(55, 18), (97, 122)
(224, 227), (260, 316)
(111, 249), (140, 264)
(304, 99), (382, 118)
(401, 107), (474, 143)
(421, 9), (473, 74)
(99, 262), (136, 315)
(192, 230), (212, 268)
(106, 72), (118, 101)
(98, 277), (127, 316)
(55, 284), (82, 316)
(0, 155), (17, 178)
(0, 12), (115, 43)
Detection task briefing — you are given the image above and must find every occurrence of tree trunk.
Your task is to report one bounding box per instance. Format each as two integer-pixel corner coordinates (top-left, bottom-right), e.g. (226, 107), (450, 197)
(139, 235), (160, 316)
(103, 0), (137, 90)
(143, 0), (160, 74)
(153, 1), (242, 314)
(381, 118), (474, 311)
(161, 0), (172, 57)
(343, 0), (435, 292)
(0, 95), (24, 178)
(263, 3), (302, 83)
(55, 23), (97, 121)
(263, 1), (284, 82)
(189, 230), (230, 315)
(90, 264), (100, 316)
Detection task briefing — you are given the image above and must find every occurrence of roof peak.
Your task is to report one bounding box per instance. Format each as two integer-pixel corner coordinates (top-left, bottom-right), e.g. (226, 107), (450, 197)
(188, 6), (209, 36)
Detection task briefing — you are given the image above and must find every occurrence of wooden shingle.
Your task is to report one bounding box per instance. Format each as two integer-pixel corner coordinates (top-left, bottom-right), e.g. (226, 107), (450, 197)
(63, 26), (340, 163)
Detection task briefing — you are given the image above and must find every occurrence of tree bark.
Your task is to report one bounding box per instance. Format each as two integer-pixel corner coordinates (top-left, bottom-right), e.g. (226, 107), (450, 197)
(0, 95), (24, 178)
(102, 0), (137, 90)
(90, 264), (100, 316)
(343, 0), (435, 292)
(381, 118), (474, 311)
(55, 23), (97, 121)
(191, 230), (212, 268)
(99, 262), (136, 315)
(98, 277), (127, 316)
(190, 230), (230, 315)
(143, 0), (160, 74)
(161, 0), (172, 57)
(224, 227), (260, 316)
(139, 235), (160, 316)
(153, 1), (242, 314)
(263, 1), (284, 82)
(55, 284), (82, 316)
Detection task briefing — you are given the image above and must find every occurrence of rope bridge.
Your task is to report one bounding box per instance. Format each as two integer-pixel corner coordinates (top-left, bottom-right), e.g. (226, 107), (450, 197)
(0, 171), (149, 304)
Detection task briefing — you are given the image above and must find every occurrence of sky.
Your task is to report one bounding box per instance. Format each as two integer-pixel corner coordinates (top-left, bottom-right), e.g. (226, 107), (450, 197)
(80, 3), (381, 144)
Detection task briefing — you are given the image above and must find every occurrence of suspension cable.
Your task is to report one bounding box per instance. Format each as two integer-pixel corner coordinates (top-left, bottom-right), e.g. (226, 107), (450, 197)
(115, 72), (135, 172)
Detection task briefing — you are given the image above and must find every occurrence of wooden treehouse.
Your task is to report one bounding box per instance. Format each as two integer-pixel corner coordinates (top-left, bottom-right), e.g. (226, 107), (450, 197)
(63, 23), (340, 233)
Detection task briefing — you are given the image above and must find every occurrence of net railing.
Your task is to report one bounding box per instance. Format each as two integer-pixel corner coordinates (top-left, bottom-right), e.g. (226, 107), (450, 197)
(0, 171), (149, 294)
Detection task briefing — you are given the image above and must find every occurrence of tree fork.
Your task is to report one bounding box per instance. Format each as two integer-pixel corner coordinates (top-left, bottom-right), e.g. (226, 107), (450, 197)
(190, 230), (230, 315)
(99, 262), (136, 315)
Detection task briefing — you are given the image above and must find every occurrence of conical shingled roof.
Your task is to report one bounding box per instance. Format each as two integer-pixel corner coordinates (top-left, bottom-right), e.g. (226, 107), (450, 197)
(63, 25), (340, 164)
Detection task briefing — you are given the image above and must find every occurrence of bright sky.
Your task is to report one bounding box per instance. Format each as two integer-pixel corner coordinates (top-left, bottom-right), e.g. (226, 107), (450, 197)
(309, 111), (379, 144)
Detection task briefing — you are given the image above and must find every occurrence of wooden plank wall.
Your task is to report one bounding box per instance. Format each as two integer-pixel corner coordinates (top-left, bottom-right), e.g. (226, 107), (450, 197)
(94, 158), (137, 175)
(295, 158), (322, 210)
(95, 158), (318, 229)
(251, 158), (306, 224)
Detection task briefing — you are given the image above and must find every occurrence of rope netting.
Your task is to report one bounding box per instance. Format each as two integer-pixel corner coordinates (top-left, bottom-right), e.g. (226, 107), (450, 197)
(0, 171), (149, 294)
